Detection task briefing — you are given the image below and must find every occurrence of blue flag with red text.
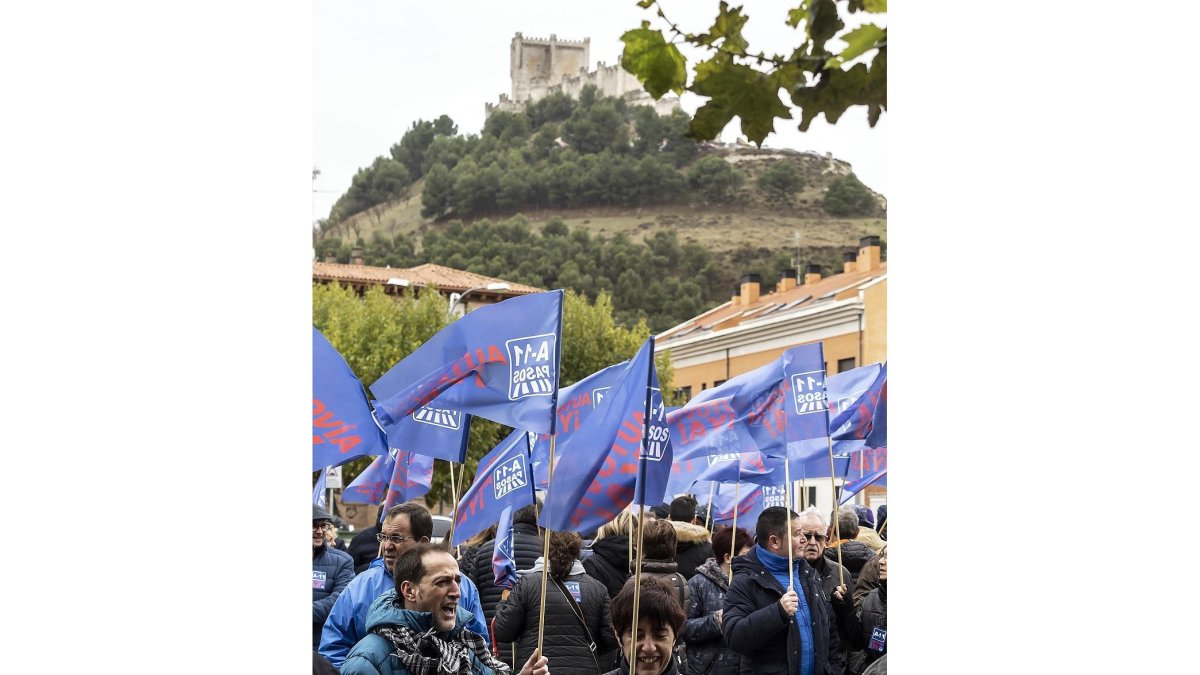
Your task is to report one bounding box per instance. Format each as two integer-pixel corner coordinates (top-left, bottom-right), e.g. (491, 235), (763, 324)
(540, 338), (671, 534)
(492, 506), (518, 590)
(829, 363), (886, 443)
(452, 429), (536, 546)
(698, 482), (791, 527)
(370, 290), (564, 435)
(313, 327), (389, 471)
(865, 377), (887, 449)
(529, 361), (630, 489)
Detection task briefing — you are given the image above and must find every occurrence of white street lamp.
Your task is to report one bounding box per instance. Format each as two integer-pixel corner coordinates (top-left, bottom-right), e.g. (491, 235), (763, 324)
(448, 282), (510, 316)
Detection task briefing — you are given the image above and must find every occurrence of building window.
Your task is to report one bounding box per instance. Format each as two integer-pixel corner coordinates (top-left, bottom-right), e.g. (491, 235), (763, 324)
(837, 357), (856, 372)
(676, 386), (692, 401)
(714, 379), (727, 387)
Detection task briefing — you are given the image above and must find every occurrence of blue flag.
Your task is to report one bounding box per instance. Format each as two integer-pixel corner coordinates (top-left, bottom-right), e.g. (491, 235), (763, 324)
(828, 363), (886, 443)
(529, 361), (631, 489)
(370, 290), (564, 434)
(699, 482), (790, 527)
(341, 448), (435, 515)
(381, 403), (474, 464)
(492, 505), (518, 590)
(865, 376), (887, 449)
(826, 363), (884, 439)
(781, 343), (830, 450)
(313, 327), (389, 471)
(313, 469), (327, 508)
(452, 429), (536, 546)
(540, 337), (671, 534)
(839, 467), (887, 505)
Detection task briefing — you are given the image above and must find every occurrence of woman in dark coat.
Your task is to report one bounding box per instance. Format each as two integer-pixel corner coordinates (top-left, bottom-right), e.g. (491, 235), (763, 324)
(833, 546), (887, 674)
(683, 526), (752, 675)
(494, 530), (618, 675)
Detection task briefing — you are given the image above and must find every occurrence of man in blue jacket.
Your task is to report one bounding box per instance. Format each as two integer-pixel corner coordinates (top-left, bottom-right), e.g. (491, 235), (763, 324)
(314, 504), (355, 648)
(722, 506), (844, 675)
(320, 502), (490, 669)
(342, 543), (550, 675)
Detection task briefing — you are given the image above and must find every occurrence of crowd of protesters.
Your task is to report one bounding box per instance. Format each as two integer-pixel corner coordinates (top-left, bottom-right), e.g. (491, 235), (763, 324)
(314, 496), (888, 675)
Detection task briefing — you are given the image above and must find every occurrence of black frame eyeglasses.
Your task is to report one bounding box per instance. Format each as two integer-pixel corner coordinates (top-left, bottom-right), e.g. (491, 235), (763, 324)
(797, 531), (828, 542)
(376, 533), (412, 545)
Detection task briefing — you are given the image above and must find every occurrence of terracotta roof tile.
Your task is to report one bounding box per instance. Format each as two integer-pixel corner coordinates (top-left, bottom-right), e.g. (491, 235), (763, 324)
(659, 262), (887, 341)
(312, 261), (542, 295)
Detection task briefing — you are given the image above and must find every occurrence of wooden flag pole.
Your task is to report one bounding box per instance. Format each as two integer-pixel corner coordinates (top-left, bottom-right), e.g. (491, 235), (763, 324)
(705, 481), (716, 530)
(728, 479), (740, 581)
(878, 515), (887, 538)
(447, 460), (463, 551)
(827, 436), (845, 587)
(784, 456), (795, 592)
(628, 501), (647, 670)
(536, 434), (557, 659)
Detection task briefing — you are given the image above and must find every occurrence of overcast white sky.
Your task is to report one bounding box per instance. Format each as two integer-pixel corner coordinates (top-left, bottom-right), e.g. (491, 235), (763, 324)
(313, 0), (886, 223)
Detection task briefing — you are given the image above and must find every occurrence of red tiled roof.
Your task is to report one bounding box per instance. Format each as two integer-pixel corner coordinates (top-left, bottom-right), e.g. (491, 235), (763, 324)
(312, 261), (542, 295)
(659, 262), (887, 341)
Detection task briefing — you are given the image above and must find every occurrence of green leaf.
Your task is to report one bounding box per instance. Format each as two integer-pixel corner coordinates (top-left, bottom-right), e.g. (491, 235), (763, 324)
(694, 2), (750, 54)
(807, 0), (844, 53)
(689, 59), (791, 144)
(863, 0), (887, 12)
(637, 0), (655, 8)
(786, 6), (806, 29)
(824, 24), (885, 69)
(620, 27), (688, 98)
(791, 62), (876, 131)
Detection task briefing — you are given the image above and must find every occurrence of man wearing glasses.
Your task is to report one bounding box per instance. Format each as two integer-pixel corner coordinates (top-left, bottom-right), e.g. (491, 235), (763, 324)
(722, 506), (845, 675)
(320, 502), (489, 669)
(796, 506), (850, 675)
(314, 504), (355, 649)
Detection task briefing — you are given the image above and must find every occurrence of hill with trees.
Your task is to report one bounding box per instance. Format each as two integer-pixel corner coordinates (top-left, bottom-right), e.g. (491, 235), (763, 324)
(313, 86), (886, 333)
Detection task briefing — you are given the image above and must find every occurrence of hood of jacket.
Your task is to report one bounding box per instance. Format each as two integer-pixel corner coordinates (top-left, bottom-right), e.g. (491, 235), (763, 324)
(693, 557), (728, 590)
(518, 557), (587, 578)
(589, 535), (631, 567)
(364, 588), (477, 637)
(641, 558), (681, 574)
(669, 520), (711, 547)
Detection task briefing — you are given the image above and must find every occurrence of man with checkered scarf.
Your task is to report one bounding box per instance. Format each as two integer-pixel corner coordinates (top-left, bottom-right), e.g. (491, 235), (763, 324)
(343, 543), (551, 675)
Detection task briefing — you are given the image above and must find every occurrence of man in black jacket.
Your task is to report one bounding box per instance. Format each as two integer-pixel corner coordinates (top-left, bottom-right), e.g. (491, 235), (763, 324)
(669, 495), (715, 580)
(722, 506), (843, 675)
(462, 502), (544, 662)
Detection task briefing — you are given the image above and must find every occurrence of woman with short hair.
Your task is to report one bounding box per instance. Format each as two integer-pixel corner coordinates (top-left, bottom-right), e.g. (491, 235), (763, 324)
(604, 576), (687, 675)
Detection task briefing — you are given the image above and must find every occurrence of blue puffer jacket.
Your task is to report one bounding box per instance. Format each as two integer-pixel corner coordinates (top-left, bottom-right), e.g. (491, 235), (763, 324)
(684, 559), (743, 675)
(313, 544), (355, 648)
(341, 590), (501, 675)
(319, 557), (490, 669)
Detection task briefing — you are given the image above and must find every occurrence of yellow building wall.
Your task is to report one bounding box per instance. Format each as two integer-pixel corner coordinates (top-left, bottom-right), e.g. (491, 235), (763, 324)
(862, 280), (888, 365)
(670, 331), (864, 401)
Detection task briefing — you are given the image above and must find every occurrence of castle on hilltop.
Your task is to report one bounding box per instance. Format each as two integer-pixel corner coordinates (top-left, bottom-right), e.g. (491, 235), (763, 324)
(486, 33), (681, 118)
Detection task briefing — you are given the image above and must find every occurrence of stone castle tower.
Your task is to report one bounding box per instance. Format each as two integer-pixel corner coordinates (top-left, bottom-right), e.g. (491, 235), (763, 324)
(487, 32), (679, 118)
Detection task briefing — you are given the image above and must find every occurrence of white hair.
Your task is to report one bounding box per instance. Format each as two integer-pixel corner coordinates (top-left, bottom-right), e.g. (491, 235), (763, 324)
(796, 505), (829, 530)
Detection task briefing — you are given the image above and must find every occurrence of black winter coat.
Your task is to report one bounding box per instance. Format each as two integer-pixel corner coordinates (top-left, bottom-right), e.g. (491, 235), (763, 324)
(671, 521), (716, 581)
(824, 540), (874, 590)
(463, 521), (545, 663)
(722, 547), (841, 675)
(582, 535), (632, 599)
(683, 559), (743, 675)
(348, 524), (381, 575)
(494, 569), (618, 675)
(833, 581), (886, 673)
(807, 555), (850, 675)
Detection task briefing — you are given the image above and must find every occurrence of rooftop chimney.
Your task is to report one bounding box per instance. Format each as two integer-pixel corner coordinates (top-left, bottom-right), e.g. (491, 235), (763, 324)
(804, 264), (823, 285)
(324, 254), (338, 264)
(857, 236), (881, 272)
(843, 250), (857, 274)
(740, 273), (761, 307)
(778, 268), (798, 293)
(350, 247), (364, 266)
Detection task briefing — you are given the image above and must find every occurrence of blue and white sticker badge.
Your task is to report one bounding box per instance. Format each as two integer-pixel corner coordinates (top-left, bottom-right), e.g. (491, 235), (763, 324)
(312, 570), (327, 590)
